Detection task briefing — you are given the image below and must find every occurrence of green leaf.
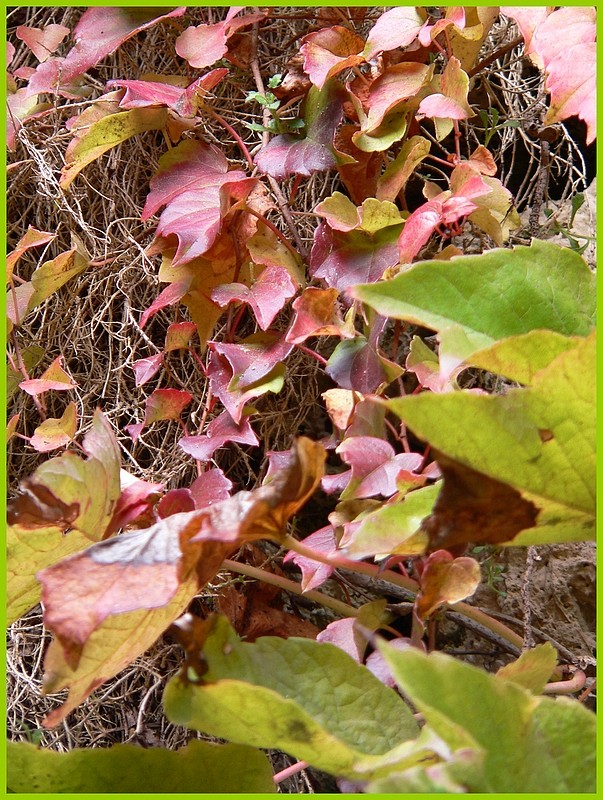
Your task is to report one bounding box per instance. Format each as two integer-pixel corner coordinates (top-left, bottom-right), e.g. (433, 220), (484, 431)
(7, 739), (275, 793)
(350, 240), (595, 346)
(164, 615), (420, 780)
(60, 107), (168, 189)
(389, 332), (595, 545)
(7, 525), (93, 625)
(378, 643), (596, 792)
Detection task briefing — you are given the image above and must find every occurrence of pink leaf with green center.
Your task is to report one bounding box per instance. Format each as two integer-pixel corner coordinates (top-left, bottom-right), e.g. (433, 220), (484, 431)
(254, 81), (347, 179)
(300, 25), (364, 89)
(165, 322), (197, 352)
(175, 7), (266, 69)
(15, 23), (69, 62)
(132, 354), (164, 387)
(19, 356), (76, 396)
(363, 7), (425, 60)
(107, 69), (228, 116)
(286, 287), (353, 345)
(283, 525), (337, 591)
(26, 7), (186, 98)
(126, 389), (193, 441)
(189, 469), (233, 508)
(211, 266), (296, 331)
(179, 411), (259, 462)
(336, 436), (423, 499)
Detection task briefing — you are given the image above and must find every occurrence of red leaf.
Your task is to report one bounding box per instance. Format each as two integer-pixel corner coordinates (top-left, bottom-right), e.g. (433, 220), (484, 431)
(189, 468), (233, 508)
(300, 25), (364, 89)
(211, 266), (296, 331)
(210, 333), (293, 392)
(132, 353), (164, 387)
(164, 321), (197, 352)
(157, 489), (196, 519)
(179, 411), (259, 462)
(144, 388), (193, 425)
(254, 81), (347, 179)
(19, 356), (76, 396)
(283, 525), (336, 591)
(139, 278), (191, 330)
(175, 8), (266, 69)
(105, 473), (163, 537)
(26, 7), (186, 98)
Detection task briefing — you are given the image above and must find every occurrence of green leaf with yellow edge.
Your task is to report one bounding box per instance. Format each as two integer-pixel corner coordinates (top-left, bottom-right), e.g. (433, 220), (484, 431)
(60, 107), (168, 189)
(7, 525), (93, 625)
(378, 642), (596, 792)
(350, 240), (595, 346)
(342, 483), (437, 559)
(496, 642), (557, 694)
(7, 738), (276, 793)
(389, 332), (595, 546)
(28, 247), (89, 309)
(164, 614), (421, 781)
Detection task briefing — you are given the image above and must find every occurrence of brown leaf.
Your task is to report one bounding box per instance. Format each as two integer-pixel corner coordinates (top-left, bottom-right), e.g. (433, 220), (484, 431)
(421, 452), (539, 552)
(7, 483), (79, 530)
(415, 549), (481, 620)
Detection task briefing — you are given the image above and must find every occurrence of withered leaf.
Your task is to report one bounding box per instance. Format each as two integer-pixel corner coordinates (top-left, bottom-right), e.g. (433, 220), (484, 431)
(421, 452), (539, 551)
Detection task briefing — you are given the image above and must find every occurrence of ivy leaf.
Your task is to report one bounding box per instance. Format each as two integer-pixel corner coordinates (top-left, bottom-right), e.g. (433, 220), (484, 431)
(351, 240), (596, 354)
(38, 438), (325, 725)
(189, 468), (233, 508)
(7, 739), (275, 794)
(175, 8), (266, 70)
(415, 550), (481, 620)
(376, 135), (431, 202)
(60, 107), (169, 189)
(157, 489), (196, 518)
(496, 642), (557, 695)
(6, 225), (55, 283)
(378, 643), (596, 792)
(142, 139), (257, 266)
(126, 388), (193, 441)
(326, 336), (402, 394)
(19, 356), (76, 396)
(107, 68), (228, 116)
(7, 410), (121, 540)
(139, 277), (191, 330)
(132, 353), (164, 387)
(286, 287), (354, 344)
(211, 265), (297, 331)
(359, 63), (431, 134)
(15, 22), (69, 62)
(179, 410), (259, 462)
(254, 81), (347, 179)
(165, 321), (197, 352)
(337, 437), (422, 500)
(30, 402), (78, 452)
(300, 25), (364, 89)
(283, 525), (337, 591)
(389, 332), (595, 547)
(363, 7), (425, 60)
(26, 7), (186, 98)
(164, 614), (420, 781)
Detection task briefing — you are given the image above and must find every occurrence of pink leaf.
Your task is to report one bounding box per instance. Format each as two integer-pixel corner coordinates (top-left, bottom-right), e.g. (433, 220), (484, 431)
(107, 69), (228, 116)
(19, 356), (76, 396)
(6, 226), (55, 283)
(164, 321), (197, 352)
(132, 354), (164, 387)
(211, 334), (293, 392)
(157, 488), (196, 519)
(286, 287), (351, 345)
(283, 525), (336, 591)
(417, 94), (471, 120)
(26, 7), (186, 98)
(363, 7), (424, 60)
(316, 616), (362, 661)
(105, 473), (163, 537)
(211, 266), (296, 331)
(366, 638), (414, 687)
(175, 8), (265, 69)
(16, 23), (70, 62)
(254, 81), (346, 179)
(179, 411), (259, 462)
(300, 25), (364, 90)
(140, 278), (191, 330)
(189, 468), (233, 508)
(361, 63), (431, 132)
(336, 436), (423, 498)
